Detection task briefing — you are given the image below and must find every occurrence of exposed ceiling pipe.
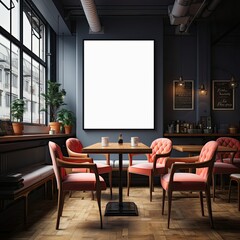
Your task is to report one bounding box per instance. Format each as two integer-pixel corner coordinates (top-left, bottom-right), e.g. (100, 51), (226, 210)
(79, 0), (101, 32)
(183, 0), (208, 33)
(172, 0), (192, 17)
(201, 0), (222, 18)
(168, 0), (192, 26)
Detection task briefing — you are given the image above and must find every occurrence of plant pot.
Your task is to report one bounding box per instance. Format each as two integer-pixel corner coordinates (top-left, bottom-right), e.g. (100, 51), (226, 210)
(49, 122), (61, 134)
(12, 122), (24, 135)
(64, 125), (72, 134)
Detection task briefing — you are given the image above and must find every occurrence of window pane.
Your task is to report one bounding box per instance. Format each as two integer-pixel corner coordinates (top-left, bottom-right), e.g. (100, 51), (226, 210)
(22, 53), (46, 124)
(0, 0), (10, 33)
(11, 43), (20, 98)
(32, 59), (39, 123)
(12, 0), (20, 40)
(40, 64), (45, 124)
(23, 52), (31, 123)
(32, 30), (40, 57)
(40, 25), (45, 61)
(0, 35), (10, 119)
(23, 2), (32, 51)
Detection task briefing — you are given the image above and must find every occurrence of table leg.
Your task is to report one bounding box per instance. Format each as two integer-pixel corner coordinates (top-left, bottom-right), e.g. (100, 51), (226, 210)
(105, 153), (138, 216)
(119, 153), (123, 205)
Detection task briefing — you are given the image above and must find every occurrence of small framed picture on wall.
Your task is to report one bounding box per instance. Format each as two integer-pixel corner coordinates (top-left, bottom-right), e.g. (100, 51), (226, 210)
(173, 80), (194, 110)
(212, 80), (234, 110)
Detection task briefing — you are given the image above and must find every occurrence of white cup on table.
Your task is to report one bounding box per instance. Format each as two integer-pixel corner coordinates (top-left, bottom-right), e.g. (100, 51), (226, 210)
(101, 137), (109, 147)
(131, 137), (139, 147)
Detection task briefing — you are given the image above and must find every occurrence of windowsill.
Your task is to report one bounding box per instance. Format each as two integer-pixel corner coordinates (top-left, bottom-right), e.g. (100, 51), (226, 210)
(0, 124), (75, 143)
(0, 133), (74, 143)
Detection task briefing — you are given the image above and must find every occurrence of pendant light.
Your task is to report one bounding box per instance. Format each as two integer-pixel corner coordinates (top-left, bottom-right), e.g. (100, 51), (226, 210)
(178, 76), (185, 87)
(199, 84), (207, 95)
(178, 33), (185, 87)
(229, 76), (238, 89)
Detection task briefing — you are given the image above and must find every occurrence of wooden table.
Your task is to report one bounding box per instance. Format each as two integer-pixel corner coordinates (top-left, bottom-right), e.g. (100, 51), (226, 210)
(173, 145), (237, 155)
(82, 142), (152, 216)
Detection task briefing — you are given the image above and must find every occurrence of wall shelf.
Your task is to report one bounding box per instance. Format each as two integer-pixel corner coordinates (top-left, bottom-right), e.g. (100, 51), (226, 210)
(0, 133), (73, 143)
(164, 133), (240, 138)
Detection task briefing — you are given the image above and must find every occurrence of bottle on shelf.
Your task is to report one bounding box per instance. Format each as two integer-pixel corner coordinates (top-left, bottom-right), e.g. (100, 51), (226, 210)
(118, 133), (123, 144)
(176, 120), (180, 133)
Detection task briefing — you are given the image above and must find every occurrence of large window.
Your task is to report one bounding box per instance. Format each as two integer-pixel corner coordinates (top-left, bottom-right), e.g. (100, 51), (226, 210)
(0, 0), (49, 124)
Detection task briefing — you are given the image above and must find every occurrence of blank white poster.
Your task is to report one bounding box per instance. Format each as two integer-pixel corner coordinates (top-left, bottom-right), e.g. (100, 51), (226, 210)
(83, 40), (154, 129)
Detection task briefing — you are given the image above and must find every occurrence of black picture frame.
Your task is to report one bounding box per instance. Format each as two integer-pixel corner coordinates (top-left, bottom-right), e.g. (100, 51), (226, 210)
(173, 80), (194, 110)
(212, 80), (234, 110)
(83, 39), (155, 130)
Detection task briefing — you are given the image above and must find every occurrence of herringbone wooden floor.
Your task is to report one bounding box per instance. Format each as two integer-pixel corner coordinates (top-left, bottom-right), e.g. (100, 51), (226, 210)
(0, 186), (240, 240)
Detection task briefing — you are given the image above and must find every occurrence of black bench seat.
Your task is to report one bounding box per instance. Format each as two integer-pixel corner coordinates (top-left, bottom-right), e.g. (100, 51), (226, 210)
(0, 164), (54, 225)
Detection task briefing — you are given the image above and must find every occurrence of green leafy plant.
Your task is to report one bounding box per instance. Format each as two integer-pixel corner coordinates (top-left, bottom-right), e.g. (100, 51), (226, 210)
(11, 99), (25, 122)
(41, 80), (66, 122)
(57, 108), (75, 126)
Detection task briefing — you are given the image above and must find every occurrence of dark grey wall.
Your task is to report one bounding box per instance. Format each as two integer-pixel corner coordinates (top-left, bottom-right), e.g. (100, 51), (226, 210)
(211, 34), (240, 130)
(163, 21), (214, 131)
(57, 35), (77, 133)
(59, 15), (240, 158)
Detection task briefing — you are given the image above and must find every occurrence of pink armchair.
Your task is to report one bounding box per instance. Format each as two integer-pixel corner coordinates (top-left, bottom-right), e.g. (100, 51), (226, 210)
(66, 138), (112, 198)
(127, 138), (172, 201)
(213, 137), (240, 200)
(161, 140), (218, 228)
(49, 141), (106, 229)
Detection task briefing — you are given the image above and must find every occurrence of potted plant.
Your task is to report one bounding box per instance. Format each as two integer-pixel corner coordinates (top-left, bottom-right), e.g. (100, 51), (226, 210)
(57, 108), (75, 134)
(11, 98), (25, 135)
(41, 80), (66, 133)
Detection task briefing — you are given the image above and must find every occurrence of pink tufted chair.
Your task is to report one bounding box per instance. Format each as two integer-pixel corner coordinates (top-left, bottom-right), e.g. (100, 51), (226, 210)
(161, 141), (218, 228)
(49, 141), (106, 229)
(212, 137), (240, 200)
(66, 138), (112, 198)
(127, 138), (172, 201)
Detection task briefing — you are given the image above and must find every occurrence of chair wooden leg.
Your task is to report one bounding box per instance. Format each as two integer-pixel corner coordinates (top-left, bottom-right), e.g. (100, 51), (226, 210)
(149, 175), (152, 202)
(96, 190), (103, 229)
(167, 190), (172, 229)
(109, 171), (112, 199)
(212, 173), (216, 201)
(199, 191), (204, 216)
(152, 175), (155, 193)
(162, 188), (166, 215)
(127, 171), (131, 196)
(56, 190), (64, 229)
(59, 191), (66, 217)
(205, 186), (214, 229)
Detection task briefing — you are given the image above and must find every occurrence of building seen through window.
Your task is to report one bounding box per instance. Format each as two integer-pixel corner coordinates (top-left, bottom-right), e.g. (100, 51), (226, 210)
(0, 0), (50, 124)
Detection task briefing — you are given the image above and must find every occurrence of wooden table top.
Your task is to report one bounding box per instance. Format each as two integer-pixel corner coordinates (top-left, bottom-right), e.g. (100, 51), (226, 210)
(173, 145), (238, 153)
(82, 142), (152, 154)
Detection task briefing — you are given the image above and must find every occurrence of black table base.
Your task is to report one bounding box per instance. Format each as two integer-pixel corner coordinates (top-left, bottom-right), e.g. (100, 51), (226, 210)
(105, 202), (138, 216)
